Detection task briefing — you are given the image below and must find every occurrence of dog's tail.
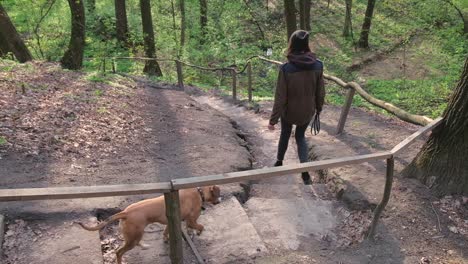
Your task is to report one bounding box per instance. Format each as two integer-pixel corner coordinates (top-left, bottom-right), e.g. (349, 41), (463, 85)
(77, 211), (127, 231)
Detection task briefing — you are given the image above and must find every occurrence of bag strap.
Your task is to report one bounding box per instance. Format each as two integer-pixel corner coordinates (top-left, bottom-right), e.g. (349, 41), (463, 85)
(311, 113), (320, 135)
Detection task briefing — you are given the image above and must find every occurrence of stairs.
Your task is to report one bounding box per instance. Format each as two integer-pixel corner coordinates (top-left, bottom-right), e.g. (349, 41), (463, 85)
(194, 197), (267, 263)
(187, 95), (342, 263)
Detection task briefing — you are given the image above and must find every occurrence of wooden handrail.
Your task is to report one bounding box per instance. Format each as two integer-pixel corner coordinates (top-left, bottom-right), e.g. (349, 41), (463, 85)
(391, 117), (443, 155)
(92, 55), (434, 127)
(0, 115), (442, 202)
(0, 182), (172, 202)
(347, 81), (433, 126)
(0, 117), (444, 261)
(0, 114), (442, 202)
(171, 152), (393, 189)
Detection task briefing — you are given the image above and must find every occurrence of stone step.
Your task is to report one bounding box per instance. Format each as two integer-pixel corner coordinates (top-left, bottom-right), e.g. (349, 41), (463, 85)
(193, 197), (268, 264)
(250, 183), (315, 199)
(124, 223), (197, 264)
(244, 197), (337, 252)
(2, 214), (103, 264)
(251, 182), (333, 200)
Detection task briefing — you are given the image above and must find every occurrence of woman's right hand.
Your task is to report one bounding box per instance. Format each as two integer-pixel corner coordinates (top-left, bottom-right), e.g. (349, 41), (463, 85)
(268, 124), (275, 130)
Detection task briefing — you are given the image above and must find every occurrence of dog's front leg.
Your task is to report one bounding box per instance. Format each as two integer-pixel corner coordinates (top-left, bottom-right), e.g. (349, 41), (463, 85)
(187, 219), (204, 235)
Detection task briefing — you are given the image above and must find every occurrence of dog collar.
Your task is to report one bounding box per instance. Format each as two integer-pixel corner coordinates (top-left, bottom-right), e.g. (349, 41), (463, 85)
(197, 187), (205, 202)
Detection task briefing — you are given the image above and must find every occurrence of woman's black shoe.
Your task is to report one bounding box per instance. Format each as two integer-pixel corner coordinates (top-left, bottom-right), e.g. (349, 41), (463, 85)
(274, 160), (283, 167)
(302, 172), (312, 185)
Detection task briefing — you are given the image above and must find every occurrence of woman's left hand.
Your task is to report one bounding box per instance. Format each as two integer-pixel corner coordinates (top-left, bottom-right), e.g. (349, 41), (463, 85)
(268, 124), (275, 130)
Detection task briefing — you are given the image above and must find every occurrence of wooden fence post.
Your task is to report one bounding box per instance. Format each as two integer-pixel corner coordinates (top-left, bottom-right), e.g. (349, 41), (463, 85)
(336, 87), (355, 134)
(112, 59), (116, 73)
(102, 58), (106, 73)
(367, 156), (394, 239)
(231, 69), (237, 101)
(164, 190), (183, 264)
(0, 214), (5, 258)
(247, 62), (253, 102)
(175, 60), (184, 90)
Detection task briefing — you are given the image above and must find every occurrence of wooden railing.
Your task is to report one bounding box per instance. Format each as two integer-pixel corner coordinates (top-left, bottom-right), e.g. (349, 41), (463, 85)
(0, 117), (443, 264)
(93, 55), (433, 134)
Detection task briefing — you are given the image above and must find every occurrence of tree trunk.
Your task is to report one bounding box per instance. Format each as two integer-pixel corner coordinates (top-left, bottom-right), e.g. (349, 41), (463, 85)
(140, 0), (162, 76)
(242, 0), (266, 40)
(304, 0), (311, 31)
(284, 0), (297, 41)
(299, 0), (305, 29)
(170, 0), (179, 56)
(402, 58), (468, 196)
(61, 0), (85, 70)
(357, 0), (376, 49)
(299, 0), (311, 31)
(179, 0), (186, 56)
(115, 0), (129, 45)
(0, 31), (10, 57)
(0, 4), (32, 63)
(465, 19), (468, 35)
(199, 0), (208, 42)
(343, 0), (353, 37)
(442, 0), (467, 35)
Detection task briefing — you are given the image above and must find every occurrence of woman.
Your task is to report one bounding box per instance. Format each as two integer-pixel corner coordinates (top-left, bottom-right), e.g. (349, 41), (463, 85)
(268, 30), (325, 185)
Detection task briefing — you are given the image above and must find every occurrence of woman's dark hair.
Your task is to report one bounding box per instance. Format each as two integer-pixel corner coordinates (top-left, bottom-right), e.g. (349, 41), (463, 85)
(287, 30), (311, 55)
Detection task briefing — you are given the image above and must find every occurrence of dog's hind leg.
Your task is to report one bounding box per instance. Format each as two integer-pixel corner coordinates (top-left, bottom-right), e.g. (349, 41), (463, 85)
(116, 240), (138, 264)
(116, 221), (144, 264)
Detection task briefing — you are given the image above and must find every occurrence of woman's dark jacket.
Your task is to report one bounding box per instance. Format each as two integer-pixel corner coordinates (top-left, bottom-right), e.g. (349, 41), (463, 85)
(270, 52), (325, 126)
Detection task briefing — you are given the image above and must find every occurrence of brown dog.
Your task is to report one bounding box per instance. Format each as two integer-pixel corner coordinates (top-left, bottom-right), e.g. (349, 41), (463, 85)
(78, 186), (221, 264)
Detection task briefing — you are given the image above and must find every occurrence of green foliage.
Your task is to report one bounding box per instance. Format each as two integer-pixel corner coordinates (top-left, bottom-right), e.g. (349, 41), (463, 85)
(2, 0), (466, 119)
(0, 136), (7, 146)
(0, 58), (19, 72)
(94, 89), (104, 96)
(86, 72), (109, 83)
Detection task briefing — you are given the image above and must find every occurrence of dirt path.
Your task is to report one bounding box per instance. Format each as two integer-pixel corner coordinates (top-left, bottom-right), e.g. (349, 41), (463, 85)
(0, 62), (251, 213)
(0, 62), (253, 263)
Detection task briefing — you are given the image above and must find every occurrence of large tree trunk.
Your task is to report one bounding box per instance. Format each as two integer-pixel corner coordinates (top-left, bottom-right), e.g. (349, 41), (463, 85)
(199, 0), (208, 42)
(140, 0), (162, 76)
(284, 0), (297, 41)
(179, 0), (186, 56)
(299, 0), (311, 31)
(0, 4), (32, 63)
(402, 58), (468, 196)
(343, 0), (353, 37)
(61, 0), (85, 70)
(0, 31), (10, 57)
(357, 0), (376, 49)
(115, 0), (129, 45)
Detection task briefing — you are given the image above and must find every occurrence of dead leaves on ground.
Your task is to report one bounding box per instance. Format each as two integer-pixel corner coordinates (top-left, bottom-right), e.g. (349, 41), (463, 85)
(0, 61), (149, 161)
(434, 195), (468, 237)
